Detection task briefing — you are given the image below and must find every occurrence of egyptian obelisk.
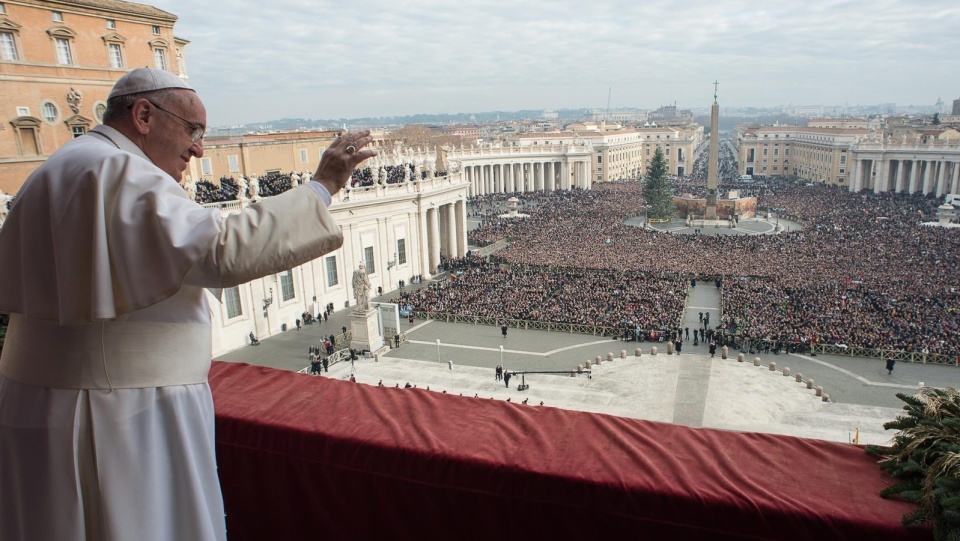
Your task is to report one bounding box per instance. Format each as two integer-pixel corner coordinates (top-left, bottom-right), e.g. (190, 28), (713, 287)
(705, 81), (719, 219)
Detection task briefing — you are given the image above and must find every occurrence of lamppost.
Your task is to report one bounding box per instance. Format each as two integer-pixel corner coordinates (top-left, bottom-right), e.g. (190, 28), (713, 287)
(436, 339), (441, 364)
(499, 345), (504, 372)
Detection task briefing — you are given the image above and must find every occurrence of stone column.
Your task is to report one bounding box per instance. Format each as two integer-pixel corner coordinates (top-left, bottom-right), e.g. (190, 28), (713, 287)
(546, 162), (556, 191)
(910, 160), (920, 194)
(850, 159), (860, 192)
(506, 162), (515, 193)
(438, 204), (449, 258)
(562, 161), (570, 190)
(535, 163), (543, 191)
(950, 162), (960, 193)
(936, 161), (947, 196)
(428, 207), (440, 274)
(853, 158), (863, 192)
(923, 160), (933, 194)
(895, 159), (906, 193)
(446, 203), (457, 257)
(874, 158), (886, 194)
(417, 209), (429, 280)
(455, 199), (467, 257)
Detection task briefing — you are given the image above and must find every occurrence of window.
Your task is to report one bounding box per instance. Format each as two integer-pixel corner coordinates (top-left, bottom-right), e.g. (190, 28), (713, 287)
(94, 102), (106, 123)
(108, 43), (123, 68)
(363, 247), (375, 274)
(0, 3), (5, 14)
(228, 155), (239, 173)
(299, 149), (308, 164)
(55, 37), (72, 65)
(200, 157), (212, 175)
(15, 106), (28, 116)
(762, 148), (768, 156)
(152, 25), (160, 35)
(785, 148), (790, 157)
(71, 126), (85, 138)
(279, 270), (295, 301)
(224, 287), (243, 319)
(397, 238), (407, 265)
(153, 48), (166, 70)
(597, 167), (602, 172)
(41, 102), (58, 123)
(325, 256), (339, 286)
(774, 148), (779, 156)
(106, 19), (116, 30)
(0, 31), (17, 61)
(840, 155), (847, 165)
(10, 117), (42, 156)
(597, 155), (602, 163)
(52, 11), (63, 22)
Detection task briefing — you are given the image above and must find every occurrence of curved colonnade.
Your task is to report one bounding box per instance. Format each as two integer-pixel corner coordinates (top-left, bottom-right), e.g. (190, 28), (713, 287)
(850, 139), (960, 195)
(454, 144), (595, 196)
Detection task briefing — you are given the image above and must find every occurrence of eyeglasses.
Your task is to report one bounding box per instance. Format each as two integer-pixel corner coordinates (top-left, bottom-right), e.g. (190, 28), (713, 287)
(146, 100), (205, 142)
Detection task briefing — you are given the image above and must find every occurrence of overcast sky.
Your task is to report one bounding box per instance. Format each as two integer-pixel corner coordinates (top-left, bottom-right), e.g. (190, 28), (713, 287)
(149, 0), (960, 127)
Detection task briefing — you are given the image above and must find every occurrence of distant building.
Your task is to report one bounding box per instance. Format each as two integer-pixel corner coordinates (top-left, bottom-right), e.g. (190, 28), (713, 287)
(509, 121), (702, 181)
(735, 121), (868, 186)
(0, 0), (187, 194)
(953, 97), (960, 115)
(647, 105), (693, 124)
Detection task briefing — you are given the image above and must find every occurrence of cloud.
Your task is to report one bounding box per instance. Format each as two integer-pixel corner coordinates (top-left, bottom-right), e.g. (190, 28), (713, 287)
(150, 0), (960, 125)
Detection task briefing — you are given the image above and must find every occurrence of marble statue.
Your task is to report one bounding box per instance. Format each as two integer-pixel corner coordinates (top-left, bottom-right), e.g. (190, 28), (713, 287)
(248, 175), (259, 199)
(183, 176), (197, 202)
(290, 173), (300, 187)
(352, 263), (372, 311)
(236, 176), (248, 201)
(0, 189), (9, 228)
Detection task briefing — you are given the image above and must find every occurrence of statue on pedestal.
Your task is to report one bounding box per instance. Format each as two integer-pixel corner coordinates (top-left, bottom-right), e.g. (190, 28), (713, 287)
(236, 176), (248, 201)
(290, 173), (300, 187)
(352, 263), (372, 311)
(248, 175), (260, 199)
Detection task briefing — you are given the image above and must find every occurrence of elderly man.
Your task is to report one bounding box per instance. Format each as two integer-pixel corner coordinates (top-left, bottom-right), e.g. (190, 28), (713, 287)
(0, 68), (375, 540)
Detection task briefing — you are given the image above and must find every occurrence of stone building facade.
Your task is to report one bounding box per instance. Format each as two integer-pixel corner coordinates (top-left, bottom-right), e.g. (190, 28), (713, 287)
(0, 0), (186, 194)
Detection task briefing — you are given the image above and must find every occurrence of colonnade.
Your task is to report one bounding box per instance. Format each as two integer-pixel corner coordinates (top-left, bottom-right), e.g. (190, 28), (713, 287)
(423, 199), (467, 273)
(463, 159), (592, 197)
(851, 155), (960, 196)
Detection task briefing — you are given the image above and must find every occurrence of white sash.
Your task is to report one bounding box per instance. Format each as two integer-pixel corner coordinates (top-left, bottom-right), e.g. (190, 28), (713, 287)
(0, 314), (211, 389)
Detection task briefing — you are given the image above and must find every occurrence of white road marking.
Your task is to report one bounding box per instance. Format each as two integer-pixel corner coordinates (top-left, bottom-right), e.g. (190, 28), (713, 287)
(791, 354), (922, 389)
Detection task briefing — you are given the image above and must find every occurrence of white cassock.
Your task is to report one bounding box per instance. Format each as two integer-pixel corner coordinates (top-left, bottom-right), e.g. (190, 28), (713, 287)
(0, 125), (343, 540)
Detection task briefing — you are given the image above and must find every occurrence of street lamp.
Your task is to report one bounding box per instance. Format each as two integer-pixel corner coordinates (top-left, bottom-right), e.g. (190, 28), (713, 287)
(436, 339), (441, 364)
(499, 345), (504, 372)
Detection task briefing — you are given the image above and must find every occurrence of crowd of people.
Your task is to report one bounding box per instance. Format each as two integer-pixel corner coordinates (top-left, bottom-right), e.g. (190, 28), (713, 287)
(395, 256), (688, 333)
(453, 177), (960, 356)
(350, 163), (448, 188)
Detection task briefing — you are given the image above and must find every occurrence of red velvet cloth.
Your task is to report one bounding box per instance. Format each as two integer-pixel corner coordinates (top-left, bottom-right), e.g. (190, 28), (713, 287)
(210, 362), (931, 540)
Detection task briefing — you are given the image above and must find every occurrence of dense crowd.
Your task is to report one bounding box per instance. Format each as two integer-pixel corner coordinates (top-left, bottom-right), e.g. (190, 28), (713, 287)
(395, 257), (687, 331)
(350, 164), (447, 188)
(457, 178), (959, 355)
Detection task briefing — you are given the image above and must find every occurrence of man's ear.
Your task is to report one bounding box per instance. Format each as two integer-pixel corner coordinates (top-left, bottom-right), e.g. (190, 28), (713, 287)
(129, 99), (154, 136)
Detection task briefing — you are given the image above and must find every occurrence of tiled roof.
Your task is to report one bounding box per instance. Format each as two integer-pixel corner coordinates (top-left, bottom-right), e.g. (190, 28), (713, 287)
(22, 0), (176, 21)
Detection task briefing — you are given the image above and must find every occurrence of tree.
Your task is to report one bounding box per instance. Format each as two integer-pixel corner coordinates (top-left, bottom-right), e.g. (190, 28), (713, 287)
(932, 113), (941, 126)
(642, 147), (675, 220)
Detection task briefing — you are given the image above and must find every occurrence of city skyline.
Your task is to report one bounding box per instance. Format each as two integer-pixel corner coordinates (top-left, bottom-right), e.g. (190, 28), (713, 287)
(151, 0), (960, 127)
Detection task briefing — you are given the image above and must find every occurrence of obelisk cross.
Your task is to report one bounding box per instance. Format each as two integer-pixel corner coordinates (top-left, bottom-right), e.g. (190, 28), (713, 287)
(713, 80), (719, 102)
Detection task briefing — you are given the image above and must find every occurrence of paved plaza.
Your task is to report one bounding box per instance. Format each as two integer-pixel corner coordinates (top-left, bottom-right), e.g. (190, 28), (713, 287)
(215, 277), (960, 446)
